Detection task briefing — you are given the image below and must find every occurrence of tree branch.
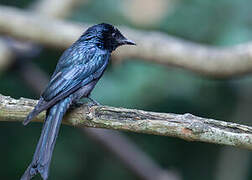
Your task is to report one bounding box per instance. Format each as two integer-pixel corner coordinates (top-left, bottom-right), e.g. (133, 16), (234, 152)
(1, 94), (252, 150)
(0, 38), (13, 72)
(1, 6), (252, 78)
(31, 0), (86, 18)
(0, 0), (84, 73)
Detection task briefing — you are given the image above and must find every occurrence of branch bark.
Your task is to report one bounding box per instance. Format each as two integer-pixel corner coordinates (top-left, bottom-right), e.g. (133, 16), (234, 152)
(1, 6), (252, 78)
(1, 94), (252, 150)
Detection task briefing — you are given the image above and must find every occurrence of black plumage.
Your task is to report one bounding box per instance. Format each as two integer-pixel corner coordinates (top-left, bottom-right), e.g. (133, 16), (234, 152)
(21, 23), (135, 180)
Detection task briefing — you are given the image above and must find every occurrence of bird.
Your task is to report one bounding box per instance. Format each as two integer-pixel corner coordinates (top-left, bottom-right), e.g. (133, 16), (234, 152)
(20, 23), (136, 180)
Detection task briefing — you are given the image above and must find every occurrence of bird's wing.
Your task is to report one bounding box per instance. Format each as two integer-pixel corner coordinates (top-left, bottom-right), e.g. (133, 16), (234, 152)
(42, 52), (108, 102)
(23, 49), (109, 125)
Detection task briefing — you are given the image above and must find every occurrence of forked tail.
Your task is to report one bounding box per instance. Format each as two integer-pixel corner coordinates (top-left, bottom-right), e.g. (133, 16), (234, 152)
(21, 96), (73, 180)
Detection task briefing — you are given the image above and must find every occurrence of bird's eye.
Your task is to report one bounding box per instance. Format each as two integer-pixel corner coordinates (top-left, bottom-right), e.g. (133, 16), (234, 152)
(112, 32), (116, 37)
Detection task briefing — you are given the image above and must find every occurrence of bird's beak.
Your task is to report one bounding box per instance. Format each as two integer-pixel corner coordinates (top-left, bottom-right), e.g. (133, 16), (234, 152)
(119, 38), (136, 46)
(123, 39), (136, 45)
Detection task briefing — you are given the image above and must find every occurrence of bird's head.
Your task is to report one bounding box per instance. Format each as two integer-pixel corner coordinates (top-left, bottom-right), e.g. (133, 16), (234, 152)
(81, 23), (136, 52)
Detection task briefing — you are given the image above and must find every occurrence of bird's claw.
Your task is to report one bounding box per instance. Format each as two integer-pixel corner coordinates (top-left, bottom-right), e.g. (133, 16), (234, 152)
(71, 98), (100, 109)
(70, 101), (84, 109)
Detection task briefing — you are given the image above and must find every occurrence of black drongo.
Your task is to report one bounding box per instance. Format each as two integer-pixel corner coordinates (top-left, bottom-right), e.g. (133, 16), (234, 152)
(21, 23), (135, 180)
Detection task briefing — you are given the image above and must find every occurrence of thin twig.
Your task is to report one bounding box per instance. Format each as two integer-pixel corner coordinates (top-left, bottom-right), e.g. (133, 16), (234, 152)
(84, 128), (181, 180)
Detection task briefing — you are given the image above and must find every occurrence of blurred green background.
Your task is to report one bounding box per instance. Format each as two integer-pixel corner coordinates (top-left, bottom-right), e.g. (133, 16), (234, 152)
(1, 0), (252, 179)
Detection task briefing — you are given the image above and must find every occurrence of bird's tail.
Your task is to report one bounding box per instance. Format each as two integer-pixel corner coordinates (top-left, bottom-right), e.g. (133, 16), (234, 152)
(21, 96), (73, 180)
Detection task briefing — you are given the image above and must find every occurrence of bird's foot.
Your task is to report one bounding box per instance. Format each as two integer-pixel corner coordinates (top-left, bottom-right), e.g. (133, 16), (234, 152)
(70, 98), (101, 109)
(70, 101), (85, 109)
